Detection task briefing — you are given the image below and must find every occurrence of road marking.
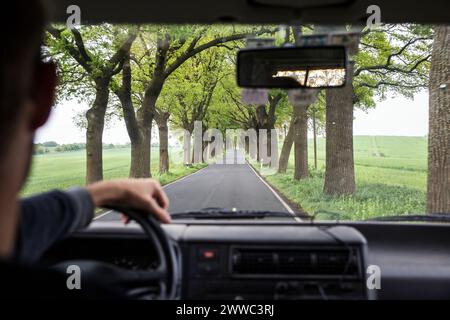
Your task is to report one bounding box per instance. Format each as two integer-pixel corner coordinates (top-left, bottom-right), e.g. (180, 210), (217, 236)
(94, 165), (210, 220)
(246, 163), (302, 222)
(95, 163), (300, 222)
(94, 209), (113, 220)
(162, 165), (209, 189)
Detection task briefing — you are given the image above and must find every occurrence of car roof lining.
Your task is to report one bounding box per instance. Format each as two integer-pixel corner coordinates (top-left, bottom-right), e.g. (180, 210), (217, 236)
(45, 0), (450, 25)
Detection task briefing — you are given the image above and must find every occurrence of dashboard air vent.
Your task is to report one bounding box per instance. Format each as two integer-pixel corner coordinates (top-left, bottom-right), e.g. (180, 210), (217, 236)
(232, 248), (360, 277)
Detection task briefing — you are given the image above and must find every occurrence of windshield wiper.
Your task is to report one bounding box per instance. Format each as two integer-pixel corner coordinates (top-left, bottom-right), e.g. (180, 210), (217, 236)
(171, 208), (296, 220)
(366, 213), (450, 223)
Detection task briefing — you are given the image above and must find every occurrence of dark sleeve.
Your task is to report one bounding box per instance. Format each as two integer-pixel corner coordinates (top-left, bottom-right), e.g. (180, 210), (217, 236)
(14, 188), (94, 263)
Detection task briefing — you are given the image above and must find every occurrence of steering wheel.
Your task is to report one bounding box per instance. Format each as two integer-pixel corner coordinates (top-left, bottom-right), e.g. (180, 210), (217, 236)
(53, 206), (179, 300)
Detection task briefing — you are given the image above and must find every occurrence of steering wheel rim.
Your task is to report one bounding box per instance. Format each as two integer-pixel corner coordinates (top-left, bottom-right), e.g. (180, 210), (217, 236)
(53, 206), (179, 300)
(114, 206), (179, 300)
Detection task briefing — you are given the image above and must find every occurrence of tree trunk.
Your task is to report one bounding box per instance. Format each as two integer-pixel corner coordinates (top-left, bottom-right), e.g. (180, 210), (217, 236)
(323, 63), (355, 196)
(85, 82), (109, 184)
(244, 136), (250, 154)
(158, 124), (169, 174)
(427, 25), (450, 214)
(278, 118), (295, 173)
(115, 53), (154, 179)
(155, 111), (170, 174)
(255, 97), (279, 163)
(256, 128), (261, 162)
(312, 111), (318, 170)
(48, 28), (137, 185)
(266, 128), (273, 159)
(211, 135), (217, 158)
(293, 104), (308, 180)
(132, 78), (163, 178)
(129, 126), (151, 178)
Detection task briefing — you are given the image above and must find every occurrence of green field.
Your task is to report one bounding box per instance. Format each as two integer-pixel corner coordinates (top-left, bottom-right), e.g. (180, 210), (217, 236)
(258, 135), (428, 220)
(22, 146), (205, 197)
(23, 136), (428, 221)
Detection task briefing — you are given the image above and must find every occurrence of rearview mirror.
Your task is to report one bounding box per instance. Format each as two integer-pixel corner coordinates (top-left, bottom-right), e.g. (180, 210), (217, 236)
(237, 46), (347, 89)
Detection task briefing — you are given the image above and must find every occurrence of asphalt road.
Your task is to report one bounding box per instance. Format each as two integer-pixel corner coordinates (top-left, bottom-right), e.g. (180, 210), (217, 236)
(96, 151), (292, 221)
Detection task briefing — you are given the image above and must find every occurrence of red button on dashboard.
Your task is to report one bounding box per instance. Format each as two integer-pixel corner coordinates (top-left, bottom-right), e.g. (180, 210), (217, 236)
(203, 250), (215, 259)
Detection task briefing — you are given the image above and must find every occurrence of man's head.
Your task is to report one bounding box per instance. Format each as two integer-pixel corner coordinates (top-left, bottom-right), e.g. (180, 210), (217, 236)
(0, 0), (57, 193)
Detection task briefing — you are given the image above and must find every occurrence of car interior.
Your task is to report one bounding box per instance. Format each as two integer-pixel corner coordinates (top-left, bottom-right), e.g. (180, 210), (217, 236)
(34, 0), (450, 300)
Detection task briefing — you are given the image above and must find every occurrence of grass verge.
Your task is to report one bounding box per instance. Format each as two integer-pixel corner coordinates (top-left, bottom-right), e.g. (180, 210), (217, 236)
(21, 147), (206, 197)
(252, 136), (427, 221)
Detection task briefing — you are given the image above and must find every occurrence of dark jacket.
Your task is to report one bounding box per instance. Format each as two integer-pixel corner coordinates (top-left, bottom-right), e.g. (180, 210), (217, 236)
(15, 188), (94, 262)
(0, 188), (124, 299)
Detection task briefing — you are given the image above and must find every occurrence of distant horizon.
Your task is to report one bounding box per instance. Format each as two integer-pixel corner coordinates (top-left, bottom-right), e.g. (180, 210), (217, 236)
(35, 134), (428, 146)
(35, 90), (429, 145)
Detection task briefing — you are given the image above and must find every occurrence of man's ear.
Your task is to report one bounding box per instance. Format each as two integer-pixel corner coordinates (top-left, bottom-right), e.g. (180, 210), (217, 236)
(30, 61), (57, 130)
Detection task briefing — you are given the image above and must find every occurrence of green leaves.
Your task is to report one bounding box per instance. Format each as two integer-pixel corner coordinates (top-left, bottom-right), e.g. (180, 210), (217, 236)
(45, 23), (434, 133)
(354, 24), (433, 106)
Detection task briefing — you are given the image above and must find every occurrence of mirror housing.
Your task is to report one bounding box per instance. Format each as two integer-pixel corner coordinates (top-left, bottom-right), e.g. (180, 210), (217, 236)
(237, 46), (348, 89)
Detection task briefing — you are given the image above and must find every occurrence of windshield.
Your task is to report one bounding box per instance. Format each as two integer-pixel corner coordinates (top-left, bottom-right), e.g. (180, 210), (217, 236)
(23, 22), (448, 222)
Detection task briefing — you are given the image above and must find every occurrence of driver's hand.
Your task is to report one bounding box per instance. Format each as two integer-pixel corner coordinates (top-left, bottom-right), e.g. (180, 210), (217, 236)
(86, 179), (171, 224)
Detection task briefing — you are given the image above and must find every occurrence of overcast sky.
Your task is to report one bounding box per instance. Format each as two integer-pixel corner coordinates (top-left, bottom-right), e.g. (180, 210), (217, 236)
(35, 90), (429, 144)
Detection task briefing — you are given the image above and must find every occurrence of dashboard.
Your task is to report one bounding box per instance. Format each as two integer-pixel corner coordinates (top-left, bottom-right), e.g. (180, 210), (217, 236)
(179, 225), (369, 299)
(42, 221), (450, 300)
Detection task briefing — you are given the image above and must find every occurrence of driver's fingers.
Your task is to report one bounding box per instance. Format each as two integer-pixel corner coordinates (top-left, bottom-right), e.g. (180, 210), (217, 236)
(120, 213), (130, 224)
(151, 182), (169, 209)
(143, 197), (171, 224)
